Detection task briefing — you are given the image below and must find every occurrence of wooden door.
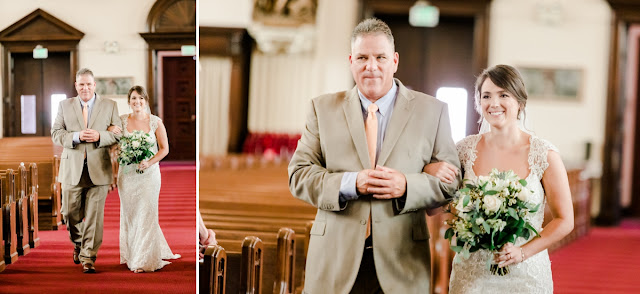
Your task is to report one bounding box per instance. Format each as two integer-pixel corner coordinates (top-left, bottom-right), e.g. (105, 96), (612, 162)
(11, 52), (72, 137)
(161, 55), (196, 161)
(377, 14), (478, 135)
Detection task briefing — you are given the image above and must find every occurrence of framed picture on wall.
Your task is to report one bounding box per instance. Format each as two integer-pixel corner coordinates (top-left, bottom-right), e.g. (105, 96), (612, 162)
(518, 67), (583, 102)
(95, 77), (133, 97)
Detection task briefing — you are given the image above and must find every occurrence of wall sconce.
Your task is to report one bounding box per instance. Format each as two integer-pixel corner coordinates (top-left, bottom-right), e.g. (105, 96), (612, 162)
(104, 41), (120, 54)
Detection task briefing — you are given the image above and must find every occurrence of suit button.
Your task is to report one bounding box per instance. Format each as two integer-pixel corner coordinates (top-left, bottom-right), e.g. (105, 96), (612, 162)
(360, 220), (366, 225)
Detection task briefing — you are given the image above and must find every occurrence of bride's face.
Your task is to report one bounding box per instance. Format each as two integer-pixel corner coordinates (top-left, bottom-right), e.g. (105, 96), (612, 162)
(129, 91), (146, 112)
(480, 78), (520, 129)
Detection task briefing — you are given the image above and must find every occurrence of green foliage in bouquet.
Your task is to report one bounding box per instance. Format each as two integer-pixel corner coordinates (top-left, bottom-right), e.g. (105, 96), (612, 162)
(444, 169), (540, 275)
(118, 130), (156, 173)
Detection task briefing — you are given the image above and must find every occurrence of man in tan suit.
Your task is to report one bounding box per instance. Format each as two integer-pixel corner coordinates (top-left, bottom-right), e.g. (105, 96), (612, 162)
(51, 68), (122, 273)
(288, 19), (461, 293)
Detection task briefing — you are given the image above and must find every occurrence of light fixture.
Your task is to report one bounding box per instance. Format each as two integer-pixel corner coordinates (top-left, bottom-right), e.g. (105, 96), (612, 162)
(409, 1), (439, 27)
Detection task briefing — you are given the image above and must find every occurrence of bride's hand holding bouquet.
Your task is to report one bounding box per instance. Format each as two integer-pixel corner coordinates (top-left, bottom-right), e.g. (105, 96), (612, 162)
(444, 169), (540, 275)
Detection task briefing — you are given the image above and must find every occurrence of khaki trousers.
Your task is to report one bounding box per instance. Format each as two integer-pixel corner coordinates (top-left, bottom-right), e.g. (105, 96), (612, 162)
(62, 161), (108, 265)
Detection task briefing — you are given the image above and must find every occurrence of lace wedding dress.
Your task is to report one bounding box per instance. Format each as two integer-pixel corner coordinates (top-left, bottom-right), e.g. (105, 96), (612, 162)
(448, 134), (556, 294)
(118, 114), (180, 272)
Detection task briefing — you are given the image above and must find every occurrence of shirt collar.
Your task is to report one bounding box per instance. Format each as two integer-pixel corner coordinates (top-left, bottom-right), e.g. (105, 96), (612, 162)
(358, 80), (398, 117)
(80, 94), (96, 108)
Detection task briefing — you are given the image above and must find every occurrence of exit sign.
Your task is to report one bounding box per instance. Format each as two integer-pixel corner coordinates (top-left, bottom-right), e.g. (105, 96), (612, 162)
(33, 46), (48, 59)
(409, 1), (439, 27)
(181, 45), (196, 56)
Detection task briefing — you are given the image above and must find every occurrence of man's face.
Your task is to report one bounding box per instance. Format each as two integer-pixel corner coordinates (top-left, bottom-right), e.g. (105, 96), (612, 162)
(349, 33), (399, 102)
(75, 74), (96, 102)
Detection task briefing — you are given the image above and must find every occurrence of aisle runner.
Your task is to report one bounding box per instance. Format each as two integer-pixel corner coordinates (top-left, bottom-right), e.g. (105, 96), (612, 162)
(0, 164), (196, 294)
(551, 219), (640, 294)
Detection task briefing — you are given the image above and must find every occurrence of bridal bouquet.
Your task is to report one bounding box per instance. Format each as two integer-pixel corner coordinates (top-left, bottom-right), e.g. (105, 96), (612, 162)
(118, 130), (155, 174)
(444, 169), (540, 275)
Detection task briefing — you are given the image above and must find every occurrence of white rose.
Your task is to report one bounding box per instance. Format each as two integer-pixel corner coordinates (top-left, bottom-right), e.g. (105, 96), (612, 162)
(482, 195), (502, 214)
(131, 141), (140, 148)
(475, 217), (484, 225)
(518, 188), (533, 202)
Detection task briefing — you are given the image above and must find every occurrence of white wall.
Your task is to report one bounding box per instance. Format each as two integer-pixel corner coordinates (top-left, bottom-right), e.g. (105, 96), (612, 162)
(0, 0), (155, 130)
(488, 0), (611, 165)
(199, 0), (253, 28)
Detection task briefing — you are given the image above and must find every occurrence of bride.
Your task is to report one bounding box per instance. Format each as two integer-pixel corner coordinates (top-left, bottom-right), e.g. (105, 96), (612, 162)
(424, 65), (573, 293)
(109, 85), (180, 273)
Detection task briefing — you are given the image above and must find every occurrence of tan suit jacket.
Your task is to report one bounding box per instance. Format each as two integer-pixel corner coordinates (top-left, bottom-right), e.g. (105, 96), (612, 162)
(51, 95), (121, 186)
(288, 79), (461, 294)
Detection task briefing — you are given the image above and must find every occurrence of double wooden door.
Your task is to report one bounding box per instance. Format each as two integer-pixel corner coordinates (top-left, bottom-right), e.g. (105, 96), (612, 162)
(10, 52), (73, 137)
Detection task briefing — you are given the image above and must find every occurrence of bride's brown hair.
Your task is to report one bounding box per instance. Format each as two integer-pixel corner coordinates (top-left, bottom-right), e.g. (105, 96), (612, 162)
(474, 64), (528, 123)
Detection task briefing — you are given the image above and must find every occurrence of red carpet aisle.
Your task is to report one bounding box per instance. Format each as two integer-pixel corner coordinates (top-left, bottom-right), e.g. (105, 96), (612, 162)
(551, 219), (640, 294)
(0, 164), (196, 294)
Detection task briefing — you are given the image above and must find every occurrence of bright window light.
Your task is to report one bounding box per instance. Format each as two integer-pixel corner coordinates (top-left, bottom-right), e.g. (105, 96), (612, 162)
(436, 87), (467, 143)
(51, 94), (67, 127)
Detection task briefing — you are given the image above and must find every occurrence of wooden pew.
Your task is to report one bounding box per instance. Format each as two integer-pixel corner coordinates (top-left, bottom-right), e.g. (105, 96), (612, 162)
(0, 137), (63, 231)
(241, 237), (264, 294)
(27, 163), (40, 248)
(200, 245), (227, 294)
(13, 164), (30, 255)
(222, 236), (264, 294)
(274, 228), (295, 294)
(1, 169), (18, 264)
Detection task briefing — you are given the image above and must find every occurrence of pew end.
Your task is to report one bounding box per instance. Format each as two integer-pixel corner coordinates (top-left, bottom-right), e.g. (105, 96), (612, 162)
(200, 244), (227, 294)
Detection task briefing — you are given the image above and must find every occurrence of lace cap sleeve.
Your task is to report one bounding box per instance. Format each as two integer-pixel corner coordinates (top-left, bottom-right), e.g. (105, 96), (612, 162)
(529, 136), (560, 178)
(456, 134), (480, 169)
(120, 114), (129, 129)
(150, 115), (162, 133)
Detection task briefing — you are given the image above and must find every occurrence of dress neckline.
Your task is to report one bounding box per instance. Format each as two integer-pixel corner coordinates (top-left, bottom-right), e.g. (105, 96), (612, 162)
(125, 113), (153, 134)
(468, 133), (535, 181)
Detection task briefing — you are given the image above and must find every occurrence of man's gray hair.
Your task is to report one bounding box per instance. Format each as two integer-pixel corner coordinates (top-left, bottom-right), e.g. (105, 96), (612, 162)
(76, 68), (94, 79)
(351, 18), (395, 51)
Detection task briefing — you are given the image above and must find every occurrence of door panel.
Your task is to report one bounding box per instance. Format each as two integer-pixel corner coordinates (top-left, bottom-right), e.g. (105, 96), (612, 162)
(161, 56), (196, 161)
(11, 52), (72, 137)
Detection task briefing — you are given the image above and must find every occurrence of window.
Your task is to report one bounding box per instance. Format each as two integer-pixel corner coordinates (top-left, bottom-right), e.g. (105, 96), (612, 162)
(435, 87), (467, 143)
(51, 94), (67, 127)
(21, 95), (36, 134)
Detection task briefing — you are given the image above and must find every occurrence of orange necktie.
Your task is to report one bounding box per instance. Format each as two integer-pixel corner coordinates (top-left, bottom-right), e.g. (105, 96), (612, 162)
(82, 103), (88, 129)
(364, 103), (378, 239)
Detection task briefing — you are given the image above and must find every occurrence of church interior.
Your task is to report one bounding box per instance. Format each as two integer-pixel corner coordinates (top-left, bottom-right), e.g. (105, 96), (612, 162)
(0, 0), (196, 293)
(200, 0), (640, 293)
(0, 0), (638, 293)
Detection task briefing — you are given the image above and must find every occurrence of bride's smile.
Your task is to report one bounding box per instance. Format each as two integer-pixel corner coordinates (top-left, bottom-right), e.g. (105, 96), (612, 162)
(480, 78), (520, 130)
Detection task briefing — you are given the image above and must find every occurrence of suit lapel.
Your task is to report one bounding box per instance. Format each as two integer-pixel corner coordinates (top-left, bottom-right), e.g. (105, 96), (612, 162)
(74, 97), (85, 129)
(89, 95), (104, 129)
(343, 87), (371, 169)
(377, 79), (414, 166)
